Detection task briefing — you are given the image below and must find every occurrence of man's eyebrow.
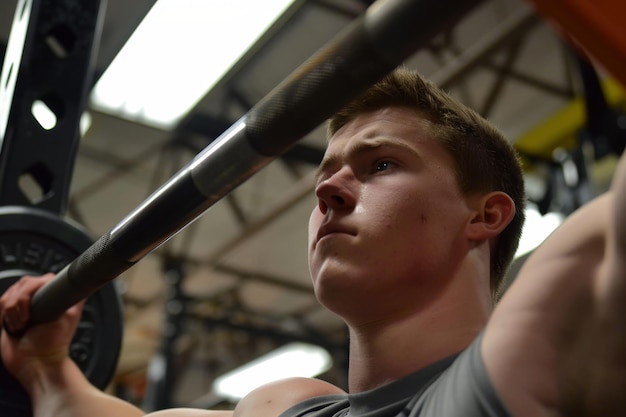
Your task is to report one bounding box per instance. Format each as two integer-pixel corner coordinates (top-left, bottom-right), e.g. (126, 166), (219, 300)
(314, 155), (338, 183)
(314, 137), (420, 182)
(315, 140), (383, 182)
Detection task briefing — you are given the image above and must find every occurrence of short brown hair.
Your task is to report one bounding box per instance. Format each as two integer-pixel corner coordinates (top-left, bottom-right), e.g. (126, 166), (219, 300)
(328, 67), (526, 297)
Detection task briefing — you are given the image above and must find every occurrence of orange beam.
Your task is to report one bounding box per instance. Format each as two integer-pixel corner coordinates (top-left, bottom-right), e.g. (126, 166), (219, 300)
(527, 0), (626, 87)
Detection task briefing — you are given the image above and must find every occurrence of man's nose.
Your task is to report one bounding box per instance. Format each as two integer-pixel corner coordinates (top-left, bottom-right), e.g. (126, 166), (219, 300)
(315, 168), (357, 214)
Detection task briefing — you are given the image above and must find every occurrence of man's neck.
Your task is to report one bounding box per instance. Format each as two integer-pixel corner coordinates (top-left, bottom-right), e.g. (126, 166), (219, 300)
(345, 279), (491, 393)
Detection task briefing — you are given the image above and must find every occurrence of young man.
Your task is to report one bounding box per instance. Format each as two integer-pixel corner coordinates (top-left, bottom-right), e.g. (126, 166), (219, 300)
(1, 67), (625, 416)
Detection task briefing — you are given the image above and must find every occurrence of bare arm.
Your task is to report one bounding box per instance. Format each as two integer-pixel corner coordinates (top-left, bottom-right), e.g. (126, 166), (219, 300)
(24, 358), (234, 417)
(28, 363), (235, 417)
(232, 377), (345, 417)
(23, 357), (144, 417)
(2, 325), (234, 417)
(142, 377), (344, 417)
(483, 152), (626, 416)
(583, 152), (626, 407)
(605, 150), (626, 272)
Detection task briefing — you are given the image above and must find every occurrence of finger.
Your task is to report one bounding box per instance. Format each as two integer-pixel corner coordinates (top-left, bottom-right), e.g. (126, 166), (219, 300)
(1, 274), (56, 335)
(66, 299), (85, 323)
(1, 279), (28, 335)
(2, 303), (24, 335)
(0, 280), (24, 333)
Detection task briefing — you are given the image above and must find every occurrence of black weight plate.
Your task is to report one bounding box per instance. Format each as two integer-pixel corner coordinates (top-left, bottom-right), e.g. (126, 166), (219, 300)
(0, 206), (123, 417)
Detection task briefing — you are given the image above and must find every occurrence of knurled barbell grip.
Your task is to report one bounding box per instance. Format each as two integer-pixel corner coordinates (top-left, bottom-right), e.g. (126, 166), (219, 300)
(30, 232), (134, 324)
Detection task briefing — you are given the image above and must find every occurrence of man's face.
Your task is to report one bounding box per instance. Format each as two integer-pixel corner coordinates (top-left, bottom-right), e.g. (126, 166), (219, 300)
(308, 107), (476, 319)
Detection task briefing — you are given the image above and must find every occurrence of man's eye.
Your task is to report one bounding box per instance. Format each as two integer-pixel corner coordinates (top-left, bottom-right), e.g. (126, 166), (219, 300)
(374, 161), (394, 172)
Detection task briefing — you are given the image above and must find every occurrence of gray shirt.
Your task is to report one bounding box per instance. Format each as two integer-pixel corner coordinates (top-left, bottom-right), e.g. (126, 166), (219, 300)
(279, 333), (510, 417)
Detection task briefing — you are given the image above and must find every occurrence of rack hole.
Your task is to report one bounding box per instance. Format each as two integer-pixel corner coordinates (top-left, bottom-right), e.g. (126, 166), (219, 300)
(31, 92), (64, 130)
(45, 23), (76, 58)
(31, 100), (57, 130)
(18, 162), (54, 204)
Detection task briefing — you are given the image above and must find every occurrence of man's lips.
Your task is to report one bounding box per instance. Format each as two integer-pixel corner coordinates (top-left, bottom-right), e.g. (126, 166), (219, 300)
(316, 224), (355, 244)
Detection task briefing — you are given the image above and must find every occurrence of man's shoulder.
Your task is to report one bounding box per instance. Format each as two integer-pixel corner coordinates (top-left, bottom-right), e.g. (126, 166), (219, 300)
(234, 377), (346, 417)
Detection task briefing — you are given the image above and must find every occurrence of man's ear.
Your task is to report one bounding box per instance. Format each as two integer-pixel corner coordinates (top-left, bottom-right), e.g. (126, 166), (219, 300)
(466, 191), (516, 241)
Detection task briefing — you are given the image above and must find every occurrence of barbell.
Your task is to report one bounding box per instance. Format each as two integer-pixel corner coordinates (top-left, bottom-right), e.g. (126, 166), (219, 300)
(0, 0), (484, 414)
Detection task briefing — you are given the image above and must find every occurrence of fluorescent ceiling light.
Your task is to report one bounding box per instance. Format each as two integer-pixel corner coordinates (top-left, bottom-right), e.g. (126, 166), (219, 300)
(212, 342), (333, 401)
(90, 0), (296, 129)
(515, 204), (564, 258)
